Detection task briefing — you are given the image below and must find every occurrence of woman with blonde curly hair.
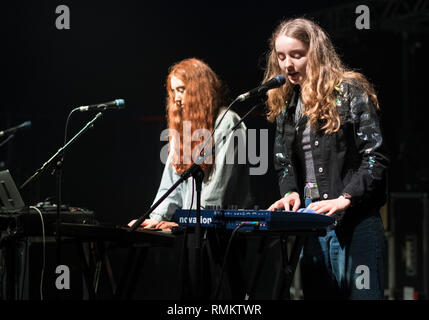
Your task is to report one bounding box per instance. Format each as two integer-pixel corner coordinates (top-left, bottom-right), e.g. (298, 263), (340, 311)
(266, 18), (389, 299)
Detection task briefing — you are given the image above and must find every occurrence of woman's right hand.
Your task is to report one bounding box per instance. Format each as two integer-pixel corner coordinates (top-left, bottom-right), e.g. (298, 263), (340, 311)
(128, 218), (160, 229)
(267, 192), (301, 212)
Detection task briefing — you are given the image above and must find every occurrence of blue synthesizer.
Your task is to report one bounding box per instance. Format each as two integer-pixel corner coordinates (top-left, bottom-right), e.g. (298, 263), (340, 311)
(174, 208), (336, 231)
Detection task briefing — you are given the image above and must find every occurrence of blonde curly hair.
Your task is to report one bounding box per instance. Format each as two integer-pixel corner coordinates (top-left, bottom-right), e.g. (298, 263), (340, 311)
(264, 18), (379, 133)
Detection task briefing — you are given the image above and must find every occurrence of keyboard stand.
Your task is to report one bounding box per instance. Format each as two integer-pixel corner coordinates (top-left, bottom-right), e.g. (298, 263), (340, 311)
(244, 236), (269, 300)
(58, 223), (175, 300)
(243, 229), (327, 300)
(271, 234), (305, 299)
(72, 239), (117, 300)
(113, 246), (149, 299)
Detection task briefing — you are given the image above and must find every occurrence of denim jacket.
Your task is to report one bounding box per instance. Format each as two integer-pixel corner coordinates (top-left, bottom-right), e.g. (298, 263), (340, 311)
(273, 81), (389, 225)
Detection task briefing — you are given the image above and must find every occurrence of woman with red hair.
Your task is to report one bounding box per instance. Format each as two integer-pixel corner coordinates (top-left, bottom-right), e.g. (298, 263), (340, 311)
(130, 58), (252, 231)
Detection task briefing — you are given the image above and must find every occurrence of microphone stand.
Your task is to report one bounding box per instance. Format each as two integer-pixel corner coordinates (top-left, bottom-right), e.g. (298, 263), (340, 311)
(129, 100), (265, 299)
(0, 134), (16, 148)
(20, 112), (104, 269)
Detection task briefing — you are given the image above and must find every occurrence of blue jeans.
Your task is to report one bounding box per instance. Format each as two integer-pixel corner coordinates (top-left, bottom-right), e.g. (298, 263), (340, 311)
(300, 198), (387, 300)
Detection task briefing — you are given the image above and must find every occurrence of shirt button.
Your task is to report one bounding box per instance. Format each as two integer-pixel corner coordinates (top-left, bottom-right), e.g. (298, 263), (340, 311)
(318, 167), (323, 173)
(323, 193), (328, 199)
(314, 140), (319, 146)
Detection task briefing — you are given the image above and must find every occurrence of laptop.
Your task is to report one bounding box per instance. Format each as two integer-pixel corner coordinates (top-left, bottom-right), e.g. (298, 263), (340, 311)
(0, 169), (25, 213)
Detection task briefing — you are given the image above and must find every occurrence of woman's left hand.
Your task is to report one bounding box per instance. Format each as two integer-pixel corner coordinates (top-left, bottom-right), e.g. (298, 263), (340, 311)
(306, 196), (351, 216)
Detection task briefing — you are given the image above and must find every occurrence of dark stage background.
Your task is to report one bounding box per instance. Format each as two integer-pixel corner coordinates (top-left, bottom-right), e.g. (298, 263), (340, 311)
(2, 0), (429, 300)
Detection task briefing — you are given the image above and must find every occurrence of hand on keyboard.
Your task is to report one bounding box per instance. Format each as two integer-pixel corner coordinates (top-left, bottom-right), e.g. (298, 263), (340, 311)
(127, 218), (177, 231)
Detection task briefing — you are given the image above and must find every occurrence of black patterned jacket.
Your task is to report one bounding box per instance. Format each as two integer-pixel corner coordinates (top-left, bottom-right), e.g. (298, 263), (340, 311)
(273, 80), (389, 226)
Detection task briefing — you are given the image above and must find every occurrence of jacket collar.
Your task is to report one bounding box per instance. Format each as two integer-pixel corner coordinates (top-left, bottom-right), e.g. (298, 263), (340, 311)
(288, 85), (300, 110)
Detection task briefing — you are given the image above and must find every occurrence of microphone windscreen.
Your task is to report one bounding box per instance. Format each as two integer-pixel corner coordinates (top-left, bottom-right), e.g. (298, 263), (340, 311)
(115, 99), (125, 107)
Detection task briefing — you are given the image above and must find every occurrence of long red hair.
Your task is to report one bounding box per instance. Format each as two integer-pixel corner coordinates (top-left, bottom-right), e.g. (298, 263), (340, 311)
(166, 58), (224, 174)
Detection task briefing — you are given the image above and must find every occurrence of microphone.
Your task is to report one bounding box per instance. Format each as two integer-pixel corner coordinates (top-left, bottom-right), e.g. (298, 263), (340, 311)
(77, 99), (125, 112)
(0, 121), (32, 137)
(237, 75), (286, 102)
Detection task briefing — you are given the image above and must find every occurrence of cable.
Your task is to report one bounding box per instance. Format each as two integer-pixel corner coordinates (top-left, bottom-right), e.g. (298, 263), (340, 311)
(210, 98), (238, 143)
(181, 177), (194, 246)
(0, 238), (7, 299)
(19, 239), (28, 300)
(196, 98), (239, 162)
(213, 221), (259, 299)
(29, 206), (45, 300)
(62, 107), (80, 160)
